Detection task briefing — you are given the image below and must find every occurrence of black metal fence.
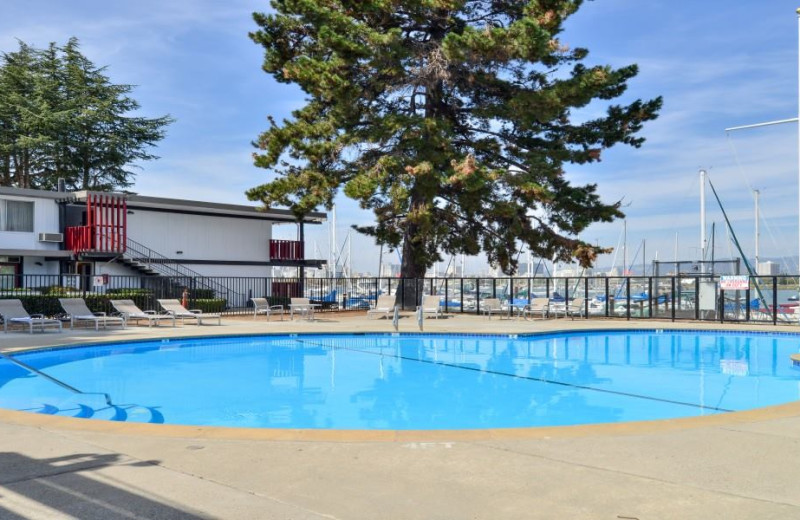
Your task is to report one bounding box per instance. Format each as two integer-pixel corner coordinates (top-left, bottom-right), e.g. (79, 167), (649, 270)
(0, 273), (798, 325)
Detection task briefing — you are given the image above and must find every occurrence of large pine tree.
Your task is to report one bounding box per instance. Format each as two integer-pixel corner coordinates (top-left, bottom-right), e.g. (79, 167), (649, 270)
(0, 38), (173, 191)
(249, 0), (662, 287)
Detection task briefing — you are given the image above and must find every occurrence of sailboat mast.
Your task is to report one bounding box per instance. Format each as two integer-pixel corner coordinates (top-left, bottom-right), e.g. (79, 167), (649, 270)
(674, 232), (678, 263)
(330, 204), (337, 277)
(623, 219), (627, 275)
(754, 189), (760, 269)
(700, 169), (707, 265)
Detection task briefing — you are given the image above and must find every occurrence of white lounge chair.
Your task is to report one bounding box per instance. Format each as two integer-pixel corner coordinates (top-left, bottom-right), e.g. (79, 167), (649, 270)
(110, 299), (176, 327)
(522, 297), (550, 319)
(59, 298), (126, 330)
(251, 297), (284, 320)
(157, 299), (221, 325)
(0, 299), (62, 334)
(289, 297), (318, 320)
(418, 295), (444, 319)
(367, 294), (397, 319)
(479, 298), (504, 319)
(564, 297), (586, 319)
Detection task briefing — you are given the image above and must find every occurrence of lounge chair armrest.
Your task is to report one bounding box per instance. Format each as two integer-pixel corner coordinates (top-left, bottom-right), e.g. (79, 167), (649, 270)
(30, 313), (45, 319)
(93, 311), (107, 317)
(188, 309), (203, 314)
(143, 310), (157, 315)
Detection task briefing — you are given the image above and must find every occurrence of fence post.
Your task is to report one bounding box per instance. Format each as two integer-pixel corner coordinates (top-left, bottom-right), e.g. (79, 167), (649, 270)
(694, 279), (700, 321)
(460, 278), (464, 314)
(671, 277), (676, 322)
(625, 277), (631, 320)
(583, 277), (589, 319)
(773, 276), (778, 326)
(745, 287), (751, 322)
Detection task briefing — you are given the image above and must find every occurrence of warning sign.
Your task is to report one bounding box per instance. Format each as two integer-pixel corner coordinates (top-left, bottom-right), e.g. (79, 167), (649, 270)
(719, 275), (749, 290)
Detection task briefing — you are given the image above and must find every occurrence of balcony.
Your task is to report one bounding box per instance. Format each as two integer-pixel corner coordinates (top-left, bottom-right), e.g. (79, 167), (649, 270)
(270, 240), (304, 261)
(66, 192), (127, 254)
(66, 226), (127, 254)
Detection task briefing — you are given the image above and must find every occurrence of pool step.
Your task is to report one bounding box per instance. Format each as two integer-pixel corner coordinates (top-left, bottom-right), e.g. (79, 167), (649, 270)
(33, 402), (164, 423)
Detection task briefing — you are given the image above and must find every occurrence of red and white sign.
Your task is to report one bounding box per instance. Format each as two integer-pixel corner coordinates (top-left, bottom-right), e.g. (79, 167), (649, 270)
(719, 275), (749, 291)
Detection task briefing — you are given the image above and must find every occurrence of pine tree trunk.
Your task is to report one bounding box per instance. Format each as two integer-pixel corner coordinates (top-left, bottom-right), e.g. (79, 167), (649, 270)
(398, 188), (428, 309)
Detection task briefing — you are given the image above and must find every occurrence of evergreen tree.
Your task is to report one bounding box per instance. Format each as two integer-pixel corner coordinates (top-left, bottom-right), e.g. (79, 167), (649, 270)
(249, 0), (662, 286)
(0, 38), (173, 190)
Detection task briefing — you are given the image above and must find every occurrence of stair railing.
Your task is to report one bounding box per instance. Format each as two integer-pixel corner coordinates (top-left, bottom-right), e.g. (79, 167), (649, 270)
(0, 352), (113, 406)
(123, 237), (247, 306)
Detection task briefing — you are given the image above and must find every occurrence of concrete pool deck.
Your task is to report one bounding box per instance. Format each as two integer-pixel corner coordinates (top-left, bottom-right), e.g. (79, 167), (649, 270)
(1, 313), (800, 519)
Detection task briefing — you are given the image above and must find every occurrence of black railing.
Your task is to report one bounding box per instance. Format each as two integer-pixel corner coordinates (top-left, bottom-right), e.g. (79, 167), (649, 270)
(0, 274), (798, 325)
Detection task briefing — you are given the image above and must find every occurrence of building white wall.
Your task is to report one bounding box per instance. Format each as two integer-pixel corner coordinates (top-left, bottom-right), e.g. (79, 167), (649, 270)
(96, 262), (274, 278)
(126, 210), (273, 262)
(757, 261), (780, 276)
(0, 195), (62, 252)
(22, 256), (60, 276)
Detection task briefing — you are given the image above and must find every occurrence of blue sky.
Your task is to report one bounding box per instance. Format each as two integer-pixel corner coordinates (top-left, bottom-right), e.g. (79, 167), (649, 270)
(2, 1), (800, 274)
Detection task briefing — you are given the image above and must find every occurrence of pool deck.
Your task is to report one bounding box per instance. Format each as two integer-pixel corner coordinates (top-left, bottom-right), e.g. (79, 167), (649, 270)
(2, 313), (800, 519)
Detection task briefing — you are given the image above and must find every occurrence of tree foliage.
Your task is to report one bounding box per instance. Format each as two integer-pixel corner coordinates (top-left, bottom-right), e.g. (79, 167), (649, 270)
(248, 0), (662, 277)
(0, 38), (173, 191)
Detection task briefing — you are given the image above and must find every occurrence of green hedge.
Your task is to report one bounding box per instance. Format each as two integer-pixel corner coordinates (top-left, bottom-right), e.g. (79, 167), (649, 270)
(191, 289), (216, 299)
(4, 294), (112, 316)
(1, 295), (227, 317)
(188, 298), (226, 313)
(106, 288), (153, 296)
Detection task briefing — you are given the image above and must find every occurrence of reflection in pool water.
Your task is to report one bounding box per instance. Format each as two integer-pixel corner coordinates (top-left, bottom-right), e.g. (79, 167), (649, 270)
(0, 331), (798, 429)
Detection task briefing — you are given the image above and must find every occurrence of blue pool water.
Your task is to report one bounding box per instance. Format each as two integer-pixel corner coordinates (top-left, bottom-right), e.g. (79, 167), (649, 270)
(1, 331), (799, 430)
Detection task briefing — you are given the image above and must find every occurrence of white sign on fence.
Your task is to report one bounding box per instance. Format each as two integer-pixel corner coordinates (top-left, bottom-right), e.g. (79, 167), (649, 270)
(719, 275), (749, 291)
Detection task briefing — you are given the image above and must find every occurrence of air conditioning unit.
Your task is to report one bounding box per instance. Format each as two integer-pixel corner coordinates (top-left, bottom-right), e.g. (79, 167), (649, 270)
(38, 232), (64, 243)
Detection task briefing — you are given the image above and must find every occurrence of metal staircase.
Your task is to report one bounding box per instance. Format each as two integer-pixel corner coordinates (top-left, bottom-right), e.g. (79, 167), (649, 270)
(121, 237), (247, 307)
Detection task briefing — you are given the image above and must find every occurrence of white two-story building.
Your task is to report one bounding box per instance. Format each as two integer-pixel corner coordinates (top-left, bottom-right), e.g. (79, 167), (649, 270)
(0, 186), (326, 289)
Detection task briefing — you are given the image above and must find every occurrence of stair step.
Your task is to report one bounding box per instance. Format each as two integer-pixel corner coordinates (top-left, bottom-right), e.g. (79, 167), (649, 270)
(35, 404), (59, 415)
(124, 405), (164, 424)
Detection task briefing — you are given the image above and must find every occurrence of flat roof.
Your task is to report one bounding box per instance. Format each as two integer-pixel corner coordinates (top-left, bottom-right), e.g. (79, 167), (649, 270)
(0, 186), (326, 224)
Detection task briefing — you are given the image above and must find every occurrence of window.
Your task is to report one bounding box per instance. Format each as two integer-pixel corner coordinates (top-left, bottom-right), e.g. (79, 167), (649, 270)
(0, 199), (34, 232)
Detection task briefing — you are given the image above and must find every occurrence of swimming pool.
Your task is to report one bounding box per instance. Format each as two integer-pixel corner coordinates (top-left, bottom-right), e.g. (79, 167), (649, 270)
(1, 330), (798, 430)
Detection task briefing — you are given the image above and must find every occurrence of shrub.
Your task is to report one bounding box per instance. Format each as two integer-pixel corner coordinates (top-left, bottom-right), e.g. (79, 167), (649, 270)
(191, 289), (216, 299)
(106, 288), (153, 296)
(190, 298), (226, 313)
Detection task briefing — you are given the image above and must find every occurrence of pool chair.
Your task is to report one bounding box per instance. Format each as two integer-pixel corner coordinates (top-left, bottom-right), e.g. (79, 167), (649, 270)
(110, 299), (176, 327)
(0, 299), (63, 334)
(553, 297), (585, 320)
(522, 297), (550, 320)
(59, 298), (126, 330)
(157, 299), (221, 325)
(367, 294), (397, 319)
(418, 294), (444, 319)
(289, 297), (318, 320)
(479, 298), (504, 319)
(251, 297), (284, 320)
